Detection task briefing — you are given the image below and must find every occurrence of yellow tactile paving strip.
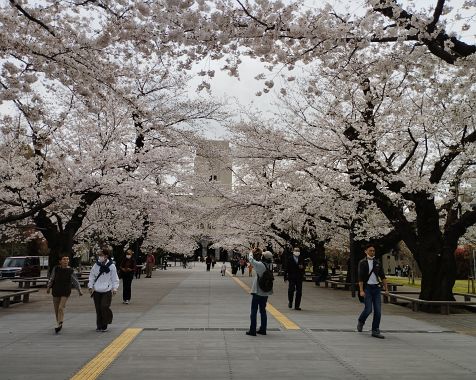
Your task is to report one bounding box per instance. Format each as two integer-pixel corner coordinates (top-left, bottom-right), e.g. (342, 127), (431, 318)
(229, 272), (300, 330)
(70, 328), (142, 380)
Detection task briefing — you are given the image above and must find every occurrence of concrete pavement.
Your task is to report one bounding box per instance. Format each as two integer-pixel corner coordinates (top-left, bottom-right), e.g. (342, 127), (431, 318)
(1, 262), (475, 379)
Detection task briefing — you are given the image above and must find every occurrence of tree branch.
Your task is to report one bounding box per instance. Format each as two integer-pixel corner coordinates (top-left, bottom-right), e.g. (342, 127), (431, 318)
(9, 0), (56, 37)
(428, 0), (446, 33)
(430, 129), (476, 184)
(372, 0), (476, 63)
(0, 198), (56, 225)
(396, 128), (418, 173)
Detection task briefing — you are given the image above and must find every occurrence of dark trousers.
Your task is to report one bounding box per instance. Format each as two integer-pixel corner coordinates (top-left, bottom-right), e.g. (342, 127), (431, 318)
(206, 263), (211, 271)
(358, 284), (382, 332)
(249, 294), (268, 334)
(93, 291), (113, 329)
(122, 273), (133, 301)
(288, 279), (303, 308)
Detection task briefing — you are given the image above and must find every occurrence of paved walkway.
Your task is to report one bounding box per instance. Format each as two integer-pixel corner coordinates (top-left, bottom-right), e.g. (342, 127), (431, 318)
(1, 262), (476, 379)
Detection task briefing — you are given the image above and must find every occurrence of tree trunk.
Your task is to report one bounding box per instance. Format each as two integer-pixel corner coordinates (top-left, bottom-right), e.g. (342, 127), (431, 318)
(33, 192), (101, 272)
(418, 244), (457, 301)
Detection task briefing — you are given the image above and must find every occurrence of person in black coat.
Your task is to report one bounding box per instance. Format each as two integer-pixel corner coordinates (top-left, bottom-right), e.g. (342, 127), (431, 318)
(205, 255), (212, 271)
(284, 247), (305, 310)
(120, 249), (136, 304)
(47, 254), (83, 333)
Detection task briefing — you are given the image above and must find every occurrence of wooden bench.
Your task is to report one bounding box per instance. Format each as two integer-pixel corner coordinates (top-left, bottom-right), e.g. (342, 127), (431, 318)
(454, 292), (476, 302)
(0, 289), (39, 308)
(384, 292), (476, 314)
(12, 277), (48, 288)
(325, 280), (354, 289)
(12, 277), (89, 288)
(323, 280), (403, 296)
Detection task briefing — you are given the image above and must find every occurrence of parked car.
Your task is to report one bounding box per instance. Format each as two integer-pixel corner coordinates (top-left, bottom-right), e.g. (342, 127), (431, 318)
(0, 256), (41, 278)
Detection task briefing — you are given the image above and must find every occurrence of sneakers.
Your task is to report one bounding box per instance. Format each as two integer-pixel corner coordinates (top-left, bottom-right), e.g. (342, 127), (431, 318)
(357, 321), (364, 332)
(294, 307), (302, 310)
(371, 330), (385, 339)
(123, 300), (129, 304)
(245, 331), (256, 336)
(101, 327), (108, 332)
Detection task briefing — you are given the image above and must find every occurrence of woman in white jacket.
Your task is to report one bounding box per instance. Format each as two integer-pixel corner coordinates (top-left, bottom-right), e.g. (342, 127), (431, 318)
(88, 249), (119, 332)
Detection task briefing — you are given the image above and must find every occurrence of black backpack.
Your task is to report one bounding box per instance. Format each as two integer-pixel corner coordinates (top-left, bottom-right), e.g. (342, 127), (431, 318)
(258, 263), (274, 292)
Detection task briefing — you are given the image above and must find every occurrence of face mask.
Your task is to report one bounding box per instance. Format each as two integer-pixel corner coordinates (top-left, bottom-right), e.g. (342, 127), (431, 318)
(293, 251), (300, 257)
(97, 256), (106, 263)
(126, 255), (131, 259)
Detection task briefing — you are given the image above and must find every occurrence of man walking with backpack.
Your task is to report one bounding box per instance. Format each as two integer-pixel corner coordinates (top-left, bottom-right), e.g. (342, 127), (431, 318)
(246, 248), (274, 336)
(357, 245), (389, 339)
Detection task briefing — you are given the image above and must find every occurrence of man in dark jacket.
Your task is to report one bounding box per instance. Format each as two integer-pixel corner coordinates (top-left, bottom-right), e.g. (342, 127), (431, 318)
(284, 247), (305, 310)
(357, 245), (389, 339)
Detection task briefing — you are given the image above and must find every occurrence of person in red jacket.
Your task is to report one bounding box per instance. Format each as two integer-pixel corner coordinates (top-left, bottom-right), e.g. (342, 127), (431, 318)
(145, 251), (155, 278)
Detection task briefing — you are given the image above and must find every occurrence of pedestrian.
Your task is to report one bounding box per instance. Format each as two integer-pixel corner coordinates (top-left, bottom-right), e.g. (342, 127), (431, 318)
(231, 258), (238, 276)
(205, 255), (212, 271)
(88, 248), (119, 332)
(135, 252), (144, 279)
(211, 256), (216, 269)
(246, 248), (273, 336)
(119, 249), (136, 304)
(46, 254), (83, 334)
(239, 257), (246, 276)
(248, 262), (253, 277)
(284, 247), (305, 310)
(220, 261), (227, 276)
(357, 244), (389, 339)
(396, 264), (402, 277)
(145, 251), (155, 278)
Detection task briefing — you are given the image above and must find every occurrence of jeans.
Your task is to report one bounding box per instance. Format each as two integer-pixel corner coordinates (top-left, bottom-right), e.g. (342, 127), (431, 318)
(249, 294), (268, 334)
(358, 284), (382, 331)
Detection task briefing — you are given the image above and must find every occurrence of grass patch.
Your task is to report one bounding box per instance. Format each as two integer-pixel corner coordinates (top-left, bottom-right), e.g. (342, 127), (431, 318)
(387, 276), (476, 294)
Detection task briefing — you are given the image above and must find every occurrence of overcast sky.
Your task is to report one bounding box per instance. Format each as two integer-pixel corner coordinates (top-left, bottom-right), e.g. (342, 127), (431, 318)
(191, 0), (476, 139)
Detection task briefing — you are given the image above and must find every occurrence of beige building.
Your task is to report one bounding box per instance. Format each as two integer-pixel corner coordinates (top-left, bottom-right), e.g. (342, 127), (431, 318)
(194, 140), (232, 260)
(194, 139), (232, 192)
